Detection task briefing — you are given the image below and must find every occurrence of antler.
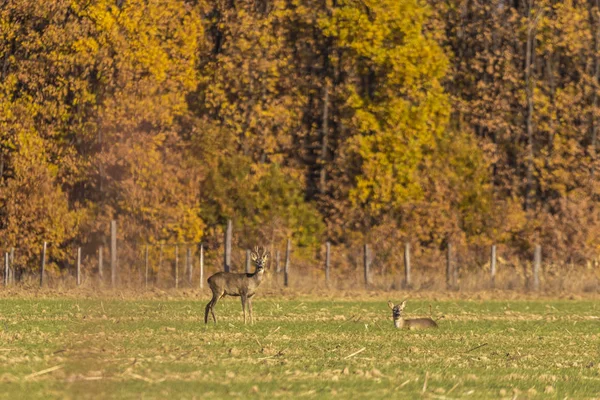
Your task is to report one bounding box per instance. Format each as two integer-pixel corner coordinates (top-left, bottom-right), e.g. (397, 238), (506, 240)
(252, 246), (269, 260)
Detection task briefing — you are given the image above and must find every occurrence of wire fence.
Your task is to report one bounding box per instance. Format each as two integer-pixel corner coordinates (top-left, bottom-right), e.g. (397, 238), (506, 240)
(2, 220), (600, 293)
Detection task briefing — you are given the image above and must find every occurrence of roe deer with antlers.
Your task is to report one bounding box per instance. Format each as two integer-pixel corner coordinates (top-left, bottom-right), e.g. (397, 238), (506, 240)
(204, 247), (268, 324)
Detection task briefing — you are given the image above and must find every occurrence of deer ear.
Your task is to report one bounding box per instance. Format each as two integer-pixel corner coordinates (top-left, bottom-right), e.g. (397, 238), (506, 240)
(399, 300), (407, 310)
(387, 301), (395, 310)
(251, 252), (258, 262)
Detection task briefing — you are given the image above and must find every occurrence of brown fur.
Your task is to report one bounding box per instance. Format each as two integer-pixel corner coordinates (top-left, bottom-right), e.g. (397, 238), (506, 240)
(388, 300), (439, 330)
(204, 248), (267, 324)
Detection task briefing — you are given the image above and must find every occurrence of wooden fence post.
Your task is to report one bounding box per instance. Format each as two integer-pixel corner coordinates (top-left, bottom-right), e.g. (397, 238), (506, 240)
(404, 242), (411, 288)
(9, 247), (14, 284)
(533, 244), (541, 291)
(246, 249), (251, 273)
(364, 244), (370, 288)
(40, 242), (47, 288)
(159, 244), (163, 286)
(98, 246), (103, 282)
(76, 247), (82, 286)
(145, 245), (149, 289)
(187, 247), (192, 286)
(276, 250), (281, 273)
(284, 239), (291, 287)
(4, 253), (8, 286)
(175, 244), (179, 289)
(446, 243), (452, 289)
(199, 244), (204, 290)
(453, 251), (459, 289)
(325, 241), (331, 284)
(224, 219), (232, 273)
(110, 220), (117, 288)
(490, 245), (497, 288)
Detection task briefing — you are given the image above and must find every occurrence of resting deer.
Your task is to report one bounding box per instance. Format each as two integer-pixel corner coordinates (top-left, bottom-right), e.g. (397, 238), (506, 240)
(387, 300), (438, 330)
(204, 247), (268, 325)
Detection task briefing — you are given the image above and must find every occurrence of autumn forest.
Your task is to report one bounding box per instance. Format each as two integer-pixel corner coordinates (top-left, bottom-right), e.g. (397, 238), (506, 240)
(1, 0), (600, 279)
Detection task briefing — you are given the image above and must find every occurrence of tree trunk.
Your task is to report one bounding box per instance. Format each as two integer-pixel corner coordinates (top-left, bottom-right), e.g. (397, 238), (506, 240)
(319, 82), (329, 193)
(588, 0), (600, 177)
(524, 1), (539, 212)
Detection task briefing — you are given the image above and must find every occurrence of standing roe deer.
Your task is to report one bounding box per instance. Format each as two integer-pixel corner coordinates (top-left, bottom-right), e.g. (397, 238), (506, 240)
(204, 247), (268, 324)
(387, 300), (438, 330)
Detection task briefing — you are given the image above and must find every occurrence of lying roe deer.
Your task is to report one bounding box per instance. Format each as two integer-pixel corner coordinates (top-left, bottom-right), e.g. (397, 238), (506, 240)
(204, 247), (268, 325)
(387, 300), (438, 330)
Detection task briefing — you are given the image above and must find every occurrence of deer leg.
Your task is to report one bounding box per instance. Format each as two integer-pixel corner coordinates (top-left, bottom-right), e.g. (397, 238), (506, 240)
(204, 299), (214, 324)
(241, 295), (247, 325)
(205, 298), (216, 324)
(205, 292), (220, 324)
(248, 298), (253, 325)
(204, 296), (214, 324)
(210, 295), (220, 323)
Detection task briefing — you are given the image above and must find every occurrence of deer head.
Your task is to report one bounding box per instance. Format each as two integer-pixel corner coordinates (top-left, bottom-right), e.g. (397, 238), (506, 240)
(251, 246), (269, 271)
(388, 300), (406, 320)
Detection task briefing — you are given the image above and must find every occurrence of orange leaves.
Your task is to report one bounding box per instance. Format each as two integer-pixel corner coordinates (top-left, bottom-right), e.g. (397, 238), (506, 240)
(4, 0), (600, 273)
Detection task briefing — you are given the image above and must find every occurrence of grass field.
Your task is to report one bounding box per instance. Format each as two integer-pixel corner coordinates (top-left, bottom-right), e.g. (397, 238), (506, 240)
(0, 292), (599, 399)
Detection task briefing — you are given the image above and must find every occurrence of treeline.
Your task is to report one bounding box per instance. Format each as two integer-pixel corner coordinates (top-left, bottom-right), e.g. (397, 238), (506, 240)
(0, 0), (599, 273)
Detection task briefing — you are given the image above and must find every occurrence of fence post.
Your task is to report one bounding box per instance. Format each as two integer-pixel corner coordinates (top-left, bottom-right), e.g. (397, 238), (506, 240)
(276, 250), (281, 273)
(199, 244), (204, 290)
(246, 249), (251, 273)
(364, 244), (370, 288)
(490, 245), (497, 288)
(533, 244), (541, 291)
(187, 248), (192, 286)
(110, 220), (117, 288)
(175, 244), (179, 289)
(98, 246), (103, 282)
(284, 239), (291, 287)
(224, 219), (232, 272)
(76, 247), (82, 286)
(40, 242), (47, 287)
(159, 244), (163, 286)
(9, 247), (14, 284)
(325, 241), (331, 284)
(453, 251), (459, 289)
(145, 245), (149, 289)
(404, 242), (411, 288)
(4, 253), (8, 286)
(446, 243), (452, 289)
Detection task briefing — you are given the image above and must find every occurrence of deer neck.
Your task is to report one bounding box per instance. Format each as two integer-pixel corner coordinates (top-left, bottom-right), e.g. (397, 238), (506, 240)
(394, 317), (404, 329)
(251, 269), (265, 286)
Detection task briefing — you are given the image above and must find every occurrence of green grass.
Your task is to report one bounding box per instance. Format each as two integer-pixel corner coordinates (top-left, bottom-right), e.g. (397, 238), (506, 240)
(0, 295), (599, 399)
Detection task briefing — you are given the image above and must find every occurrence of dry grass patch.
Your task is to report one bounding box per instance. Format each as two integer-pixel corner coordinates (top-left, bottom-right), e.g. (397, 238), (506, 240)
(0, 296), (598, 398)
